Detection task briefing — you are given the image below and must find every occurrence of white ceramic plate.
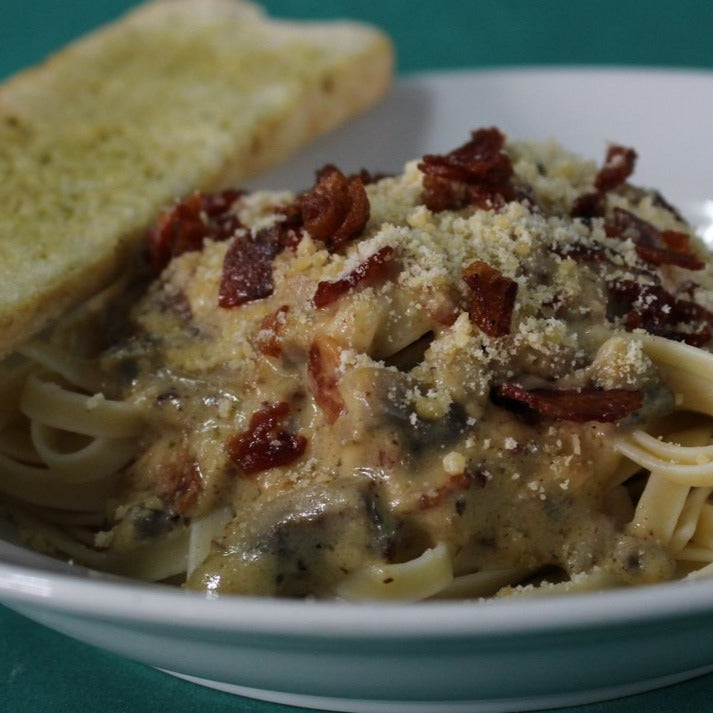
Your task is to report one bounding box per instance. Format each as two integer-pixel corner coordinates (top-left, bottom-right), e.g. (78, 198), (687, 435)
(2, 68), (713, 713)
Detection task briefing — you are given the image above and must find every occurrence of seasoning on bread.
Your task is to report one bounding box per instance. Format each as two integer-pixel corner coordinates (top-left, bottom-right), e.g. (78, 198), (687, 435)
(0, 0), (393, 356)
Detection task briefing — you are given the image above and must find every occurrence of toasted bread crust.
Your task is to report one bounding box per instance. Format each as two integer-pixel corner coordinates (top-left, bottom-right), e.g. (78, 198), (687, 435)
(0, 0), (393, 355)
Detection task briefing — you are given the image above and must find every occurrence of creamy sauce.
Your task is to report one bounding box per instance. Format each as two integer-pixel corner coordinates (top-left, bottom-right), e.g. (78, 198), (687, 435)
(94, 133), (711, 597)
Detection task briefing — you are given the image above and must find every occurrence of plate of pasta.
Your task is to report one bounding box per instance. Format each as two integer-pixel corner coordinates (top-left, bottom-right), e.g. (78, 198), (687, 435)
(2, 67), (713, 712)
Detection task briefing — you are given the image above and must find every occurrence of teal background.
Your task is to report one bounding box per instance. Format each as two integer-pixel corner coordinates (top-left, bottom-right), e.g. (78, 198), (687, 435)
(2, 1), (713, 712)
(3, 1), (713, 79)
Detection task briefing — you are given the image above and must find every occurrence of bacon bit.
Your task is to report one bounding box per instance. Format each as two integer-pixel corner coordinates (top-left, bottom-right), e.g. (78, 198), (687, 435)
(661, 229), (693, 253)
(491, 382), (643, 423)
(608, 279), (713, 346)
(571, 144), (636, 218)
(219, 230), (280, 308)
(608, 208), (704, 270)
(226, 402), (307, 475)
(308, 335), (345, 423)
(570, 191), (605, 219)
(147, 188), (243, 272)
(299, 165), (370, 251)
(255, 305), (290, 358)
(419, 127), (516, 212)
(272, 201), (305, 251)
(595, 145), (637, 193)
(218, 203), (305, 308)
(462, 260), (517, 337)
(633, 244), (705, 271)
(155, 445), (203, 514)
(313, 246), (398, 308)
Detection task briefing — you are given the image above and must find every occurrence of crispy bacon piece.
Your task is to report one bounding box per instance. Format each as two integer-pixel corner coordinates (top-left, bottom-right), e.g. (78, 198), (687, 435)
(607, 209), (704, 271)
(219, 229), (281, 308)
(661, 229), (694, 253)
(272, 201), (305, 251)
(570, 191), (605, 219)
(147, 188), (243, 272)
(462, 260), (518, 337)
(299, 165), (370, 251)
(418, 127), (516, 212)
(491, 382), (643, 423)
(219, 211), (304, 308)
(226, 402), (307, 475)
(633, 244), (705, 271)
(217, 201), (304, 308)
(313, 246), (398, 308)
(608, 279), (713, 346)
(571, 144), (636, 218)
(308, 335), (345, 423)
(255, 305), (290, 358)
(595, 145), (637, 193)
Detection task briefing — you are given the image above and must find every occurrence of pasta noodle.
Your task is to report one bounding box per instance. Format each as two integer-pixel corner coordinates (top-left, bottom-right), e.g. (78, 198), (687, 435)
(335, 543), (453, 601)
(4, 128), (713, 601)
(186, 506), (232, 578)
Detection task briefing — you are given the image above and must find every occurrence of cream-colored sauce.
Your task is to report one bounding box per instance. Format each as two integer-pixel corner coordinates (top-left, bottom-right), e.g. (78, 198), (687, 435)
(95, 137), (709, 597)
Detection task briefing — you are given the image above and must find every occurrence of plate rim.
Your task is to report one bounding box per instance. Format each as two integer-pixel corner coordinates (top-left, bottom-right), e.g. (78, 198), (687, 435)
(3, 550), (713, 640)
(398, 63), (713, 80)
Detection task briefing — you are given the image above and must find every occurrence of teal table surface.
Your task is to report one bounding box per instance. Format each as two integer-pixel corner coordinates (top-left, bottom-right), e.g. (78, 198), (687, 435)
(2, 2), (713, 712)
